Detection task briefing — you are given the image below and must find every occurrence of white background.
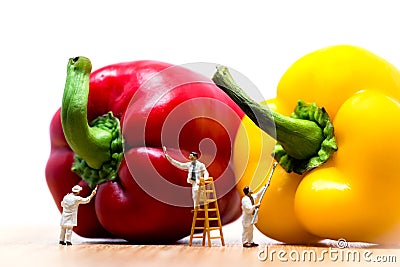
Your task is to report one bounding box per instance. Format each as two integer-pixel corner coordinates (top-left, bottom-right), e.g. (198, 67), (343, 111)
(1, 0), (400, 230)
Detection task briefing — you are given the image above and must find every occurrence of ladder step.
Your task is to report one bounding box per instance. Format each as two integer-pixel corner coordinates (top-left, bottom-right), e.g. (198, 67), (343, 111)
(195, 218), (219, 221)
(193, 226), (222, 230)
(192, 235), (222, 239)
(196, 208), (218, 212)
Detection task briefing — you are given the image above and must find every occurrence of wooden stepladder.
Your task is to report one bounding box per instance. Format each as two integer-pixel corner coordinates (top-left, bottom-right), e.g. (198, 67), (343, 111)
(189, 177), (225, 247)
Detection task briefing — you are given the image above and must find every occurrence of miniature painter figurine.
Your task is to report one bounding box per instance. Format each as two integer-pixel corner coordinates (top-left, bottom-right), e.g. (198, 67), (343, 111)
(59, 185), (97, 245)
(241, 185), (265, 248)
(242, 162), (277, 248)
(163, 146), (209, 208)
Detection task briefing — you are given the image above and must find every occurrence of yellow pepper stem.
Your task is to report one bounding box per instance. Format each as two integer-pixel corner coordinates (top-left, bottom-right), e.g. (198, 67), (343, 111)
(212, 66), (337, 174)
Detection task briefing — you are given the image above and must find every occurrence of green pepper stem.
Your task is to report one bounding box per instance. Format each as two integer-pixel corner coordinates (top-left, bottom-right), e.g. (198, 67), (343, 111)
(61, 57), (112, 169)
(212, 66), (337, 174)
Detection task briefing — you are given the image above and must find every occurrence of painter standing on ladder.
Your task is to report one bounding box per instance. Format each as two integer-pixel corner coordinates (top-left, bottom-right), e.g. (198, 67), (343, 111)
(163, 146), (209, 208)
(241, 185), (265, 248)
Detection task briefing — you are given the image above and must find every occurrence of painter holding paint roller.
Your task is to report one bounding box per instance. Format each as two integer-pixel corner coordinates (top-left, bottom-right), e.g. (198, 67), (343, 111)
(241, 162), (277, 248)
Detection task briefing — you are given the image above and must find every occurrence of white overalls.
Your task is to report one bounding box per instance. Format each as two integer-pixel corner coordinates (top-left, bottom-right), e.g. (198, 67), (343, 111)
(59, 192), (94, 243)
(241, 187), (265, 244)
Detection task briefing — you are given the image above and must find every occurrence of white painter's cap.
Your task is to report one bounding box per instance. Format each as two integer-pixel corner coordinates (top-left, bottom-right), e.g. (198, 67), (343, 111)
(72, 185), (83, 193)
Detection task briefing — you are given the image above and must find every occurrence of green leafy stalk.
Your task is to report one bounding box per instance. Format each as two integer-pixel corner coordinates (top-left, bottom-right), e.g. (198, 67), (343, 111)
(212, 66), (337, 174)
(61, 57), (123, 187)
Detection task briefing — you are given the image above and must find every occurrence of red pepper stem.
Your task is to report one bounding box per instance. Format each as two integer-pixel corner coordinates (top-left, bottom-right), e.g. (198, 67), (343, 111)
(212, 66), (337, 174)
(61, 57), (112, 169)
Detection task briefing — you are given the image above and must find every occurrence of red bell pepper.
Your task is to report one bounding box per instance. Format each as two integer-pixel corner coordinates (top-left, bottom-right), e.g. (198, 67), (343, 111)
(45, 57), (245, 243)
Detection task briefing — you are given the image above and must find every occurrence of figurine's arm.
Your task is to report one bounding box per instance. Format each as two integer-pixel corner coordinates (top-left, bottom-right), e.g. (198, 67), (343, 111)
(252, 186), (267, 202)
(79, 186), (98, 204)
(163, 146), (188, 170)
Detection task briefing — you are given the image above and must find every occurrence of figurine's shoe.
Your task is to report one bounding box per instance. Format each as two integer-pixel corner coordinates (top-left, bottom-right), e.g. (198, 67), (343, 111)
(66, 241), (72, 246)
(59, 241), (66, 245)
(251, 243), (259, 247)
(243, 243), (253, 248)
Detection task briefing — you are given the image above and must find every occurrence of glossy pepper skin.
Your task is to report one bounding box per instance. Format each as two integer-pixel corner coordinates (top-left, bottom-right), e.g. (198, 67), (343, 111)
(233, 45), (400, 244)
(231, 116), (320, 244)
(46, 58), (245, 243)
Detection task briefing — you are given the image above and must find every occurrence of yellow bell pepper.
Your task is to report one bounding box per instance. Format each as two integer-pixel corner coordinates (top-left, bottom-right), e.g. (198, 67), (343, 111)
(213, 45), (400, 245)
(231, 115), (321, 244)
